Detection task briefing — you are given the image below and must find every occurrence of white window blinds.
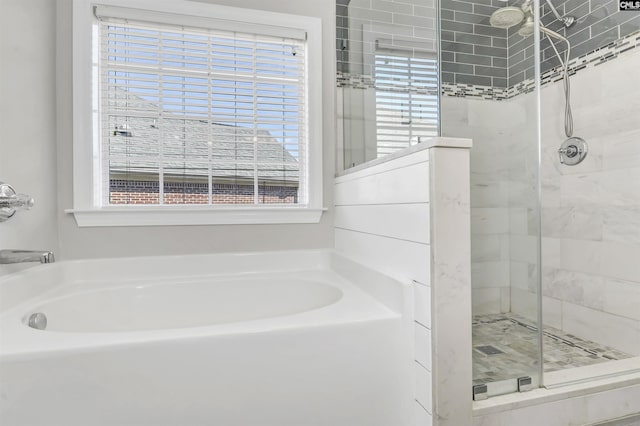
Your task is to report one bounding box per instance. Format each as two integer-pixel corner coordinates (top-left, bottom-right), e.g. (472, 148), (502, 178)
(97, 10), (307, 206)
(374, 53), (438, 158)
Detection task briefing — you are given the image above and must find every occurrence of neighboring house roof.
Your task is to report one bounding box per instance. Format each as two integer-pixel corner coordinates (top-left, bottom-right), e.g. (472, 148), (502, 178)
(106, 87), (300, 184)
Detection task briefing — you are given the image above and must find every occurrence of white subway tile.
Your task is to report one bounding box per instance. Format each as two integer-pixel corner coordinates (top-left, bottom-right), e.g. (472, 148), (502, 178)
(509, 234), (537, 264)
(471, 208), (510, 235)
(472, 288), (502, 316)
(562, 302), (640, 355)
(600, 241), (640, 283)
(472, 261), (510, 288)
(500, 287), (511, 313)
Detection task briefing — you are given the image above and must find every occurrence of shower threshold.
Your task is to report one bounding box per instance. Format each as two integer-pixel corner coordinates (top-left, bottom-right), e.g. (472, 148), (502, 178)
(472, 313), (632, 386)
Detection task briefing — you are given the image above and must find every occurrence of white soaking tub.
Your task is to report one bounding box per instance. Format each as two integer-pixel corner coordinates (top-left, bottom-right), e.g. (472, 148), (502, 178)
(0, 250), (411, 426)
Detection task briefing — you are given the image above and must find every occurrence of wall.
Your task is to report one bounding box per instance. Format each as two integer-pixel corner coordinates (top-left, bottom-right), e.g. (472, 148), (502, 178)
(510, 0), (640, 84)
(512, 47), (640, 356)
(443, 0), (640, 326)
(48, 0), (336, 260)
(334, 138), (472, 426)
(334, 146), (431, 426)
(440, 0), (508, 88)
(442, 0), (640, 90)
(0, 0), (59, 276)
(444, 43), (640, 355)
(442, 96), (537, 315)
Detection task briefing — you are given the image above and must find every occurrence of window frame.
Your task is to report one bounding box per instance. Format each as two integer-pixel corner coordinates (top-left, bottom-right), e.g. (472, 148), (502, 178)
(69, 0), (324, 227)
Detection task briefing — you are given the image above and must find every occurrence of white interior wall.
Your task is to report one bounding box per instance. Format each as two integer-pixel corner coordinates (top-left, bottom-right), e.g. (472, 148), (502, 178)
(0, 0), (58, 276)
(517, 49), (640, 355)
(334, 148), (431, 426)
(0, 0), (337, 263)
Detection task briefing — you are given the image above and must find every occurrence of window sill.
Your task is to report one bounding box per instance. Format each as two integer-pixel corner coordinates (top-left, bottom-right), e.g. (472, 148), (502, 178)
(65, 206), (325, 227)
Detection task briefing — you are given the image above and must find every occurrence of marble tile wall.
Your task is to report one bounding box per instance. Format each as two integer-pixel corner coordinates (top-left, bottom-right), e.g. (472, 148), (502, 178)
(445, 47), (640, 353)
(429, 143), (473, 426)
(442, 94), (538, 316)
(511, 47), (640, 355)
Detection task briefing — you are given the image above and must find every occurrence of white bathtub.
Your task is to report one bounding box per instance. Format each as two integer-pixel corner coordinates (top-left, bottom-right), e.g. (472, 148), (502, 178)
(0, 250), (411, 426)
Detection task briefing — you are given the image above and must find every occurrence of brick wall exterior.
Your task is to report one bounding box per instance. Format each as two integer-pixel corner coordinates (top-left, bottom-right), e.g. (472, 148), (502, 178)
(109, 180), (298, 205)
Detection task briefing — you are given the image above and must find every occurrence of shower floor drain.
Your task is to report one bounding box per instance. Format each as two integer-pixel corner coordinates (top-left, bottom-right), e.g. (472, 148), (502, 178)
(475, 345), (505, 355)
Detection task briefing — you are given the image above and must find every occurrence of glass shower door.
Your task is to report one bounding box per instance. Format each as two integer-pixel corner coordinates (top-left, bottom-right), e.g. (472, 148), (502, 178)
(538, 0), (640, 385)
(439, 0), (543, 399)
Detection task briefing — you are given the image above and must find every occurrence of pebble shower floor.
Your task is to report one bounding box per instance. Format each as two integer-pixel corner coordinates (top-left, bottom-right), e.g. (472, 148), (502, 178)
(472, 313), (632, 385)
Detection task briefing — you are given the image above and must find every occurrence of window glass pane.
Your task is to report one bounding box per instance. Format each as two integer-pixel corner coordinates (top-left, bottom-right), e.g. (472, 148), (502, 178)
(109, 174), (161, 205)
(211, 163), (255, 204)
(99, 17), (306, 206)
(163, 168), (210, 205)
(257, 163), (299, 204)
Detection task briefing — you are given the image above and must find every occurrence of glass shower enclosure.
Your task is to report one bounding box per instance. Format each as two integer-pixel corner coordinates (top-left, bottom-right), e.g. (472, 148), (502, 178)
(336, 0), (439, 169)
(441, 0), (640, 399)
(337, 0), (640, 402)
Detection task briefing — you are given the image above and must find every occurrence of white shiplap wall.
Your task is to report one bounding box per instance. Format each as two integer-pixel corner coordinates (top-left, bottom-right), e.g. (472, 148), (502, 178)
(335, 147), (433, 425)
(334, 148), (431, 283)
(334, 138), (472, 426)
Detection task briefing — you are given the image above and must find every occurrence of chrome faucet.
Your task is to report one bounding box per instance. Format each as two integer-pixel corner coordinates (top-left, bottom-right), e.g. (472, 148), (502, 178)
(0, 250), (55, 264)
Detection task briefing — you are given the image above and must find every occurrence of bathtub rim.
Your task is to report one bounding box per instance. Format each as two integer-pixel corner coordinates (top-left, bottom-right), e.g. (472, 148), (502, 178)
(0, 250), (407, 359)
(20, 275), (346, 333)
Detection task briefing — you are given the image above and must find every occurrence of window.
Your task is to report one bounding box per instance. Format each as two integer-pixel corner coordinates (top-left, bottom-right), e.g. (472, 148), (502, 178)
(374, 52), (438, 158)
(70, 0), (323, 226)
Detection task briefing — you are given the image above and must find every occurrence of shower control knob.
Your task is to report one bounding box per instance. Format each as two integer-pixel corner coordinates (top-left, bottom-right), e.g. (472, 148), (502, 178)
(0, 182), (35, 222)
(558, 137), (588, 166)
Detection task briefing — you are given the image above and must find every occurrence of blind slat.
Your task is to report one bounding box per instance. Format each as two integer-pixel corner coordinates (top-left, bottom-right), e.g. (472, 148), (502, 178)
(99, 13), (307, 206)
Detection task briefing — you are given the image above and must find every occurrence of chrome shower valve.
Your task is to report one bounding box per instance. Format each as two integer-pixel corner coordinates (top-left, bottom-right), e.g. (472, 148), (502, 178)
(0, 182), (35, 222)
(558, 137), (588, 166)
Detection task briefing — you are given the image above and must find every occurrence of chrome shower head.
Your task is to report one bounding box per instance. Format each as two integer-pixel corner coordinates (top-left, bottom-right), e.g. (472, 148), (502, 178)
(545, 0), (576, 29)
(517, 15), (535, 36)
(560, 15), (576, 28)
(489, 6), (525, 29)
